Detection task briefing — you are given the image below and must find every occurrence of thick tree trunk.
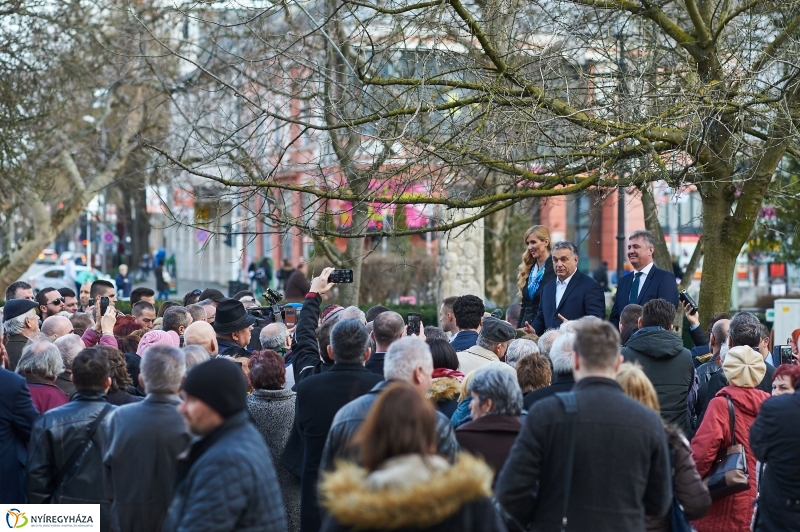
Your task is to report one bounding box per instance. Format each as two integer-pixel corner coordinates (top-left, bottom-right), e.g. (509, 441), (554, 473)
(697, 188), (740, 327)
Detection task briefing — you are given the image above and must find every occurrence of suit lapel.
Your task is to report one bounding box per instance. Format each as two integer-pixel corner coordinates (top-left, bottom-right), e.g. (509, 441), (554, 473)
(556, 270), (582, 313)
(636, 267), (658, 304)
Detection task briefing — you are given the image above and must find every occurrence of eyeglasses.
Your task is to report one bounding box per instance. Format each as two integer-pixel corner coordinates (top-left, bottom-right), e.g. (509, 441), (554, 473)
(48, 298), (64, 306)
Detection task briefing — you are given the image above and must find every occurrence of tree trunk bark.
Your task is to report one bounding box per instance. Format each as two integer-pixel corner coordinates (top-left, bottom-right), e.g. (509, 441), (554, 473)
(697, 189), (739, 327)
(640, 184), (673, 272)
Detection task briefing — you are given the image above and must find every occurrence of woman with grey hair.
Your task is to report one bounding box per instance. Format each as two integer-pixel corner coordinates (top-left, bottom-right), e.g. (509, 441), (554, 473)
(16, 340), (68, 412)
(455, 362), (523, 485)
(505, 339), (539, 368)
(523, 332), (577, 411)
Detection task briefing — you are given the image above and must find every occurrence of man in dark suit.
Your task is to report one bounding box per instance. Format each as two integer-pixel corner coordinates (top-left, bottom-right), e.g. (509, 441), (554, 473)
(294, 318), (383, 532)
(0, 320), (39, 503)
(531, 242), (605, 335)
(609, 230), (679, 329)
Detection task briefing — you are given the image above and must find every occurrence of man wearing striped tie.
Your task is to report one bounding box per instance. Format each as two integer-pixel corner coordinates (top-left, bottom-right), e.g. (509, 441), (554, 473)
(609, 230), (679, 330)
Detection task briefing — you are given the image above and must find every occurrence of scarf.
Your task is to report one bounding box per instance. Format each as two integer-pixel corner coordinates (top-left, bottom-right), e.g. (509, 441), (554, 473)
(527, 261), (545, 299)
(432, 368), (465, 382)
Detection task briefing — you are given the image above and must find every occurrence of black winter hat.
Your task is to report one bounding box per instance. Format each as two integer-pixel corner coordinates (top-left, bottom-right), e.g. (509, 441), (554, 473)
(212, 298), (256, 335)
(182, 358), (247, 418)
(2, 298), (39, 321)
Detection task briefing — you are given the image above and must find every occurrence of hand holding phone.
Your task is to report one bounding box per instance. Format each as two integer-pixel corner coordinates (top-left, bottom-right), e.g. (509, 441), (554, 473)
(679, 290), (698, 316)
(407, 313), (421, 336)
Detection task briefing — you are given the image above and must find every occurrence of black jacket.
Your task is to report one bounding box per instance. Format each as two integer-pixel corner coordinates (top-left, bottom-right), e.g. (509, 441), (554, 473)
(496, 377), (671, 532)
(364, 352), (385, 377)
(523, 373), (574, 411)
(217, 338), (249, 358)
(697, 361), (774, 422)
(0, 368), (38, 503)
(26, 392), (114, 525)
(751, 391), (800, 531)
(320, 380), (459, 473)
(162, 410), (287, 532)
(6, 333), (30, 370)
(281, 293), (332, 478)
(103, 393), (191, 532)
(622, 327), (695, 435)
(517, 256), (556, 329)
(294, 363), (383, 532)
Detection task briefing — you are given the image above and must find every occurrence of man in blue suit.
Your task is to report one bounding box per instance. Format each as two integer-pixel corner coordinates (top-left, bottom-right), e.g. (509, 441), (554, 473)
(0, 321), (39, 504)
(609, 230), (679, 330)
(532, 242), (606, 335)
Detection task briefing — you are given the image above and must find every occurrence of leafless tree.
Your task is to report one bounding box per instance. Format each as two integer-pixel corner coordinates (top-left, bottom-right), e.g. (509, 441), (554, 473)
(0, 0), (181, 290)
(146, 0), (800, 316)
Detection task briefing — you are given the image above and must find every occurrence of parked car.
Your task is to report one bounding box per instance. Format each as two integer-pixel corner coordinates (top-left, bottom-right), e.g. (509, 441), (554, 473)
(36, 249), (59, 264)
(25, 265), (113, 293)
(59, 251), (87, 266)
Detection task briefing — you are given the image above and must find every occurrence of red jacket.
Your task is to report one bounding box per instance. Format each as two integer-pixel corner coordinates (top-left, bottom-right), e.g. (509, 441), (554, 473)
(691, 385), (769, 532)
(22, 373), (69, 413)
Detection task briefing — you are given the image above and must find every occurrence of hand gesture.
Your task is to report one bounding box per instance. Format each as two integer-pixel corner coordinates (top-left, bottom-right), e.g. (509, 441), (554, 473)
(680, 300), (699, 328)
(100, 305), (117, 335)
(522, 321), (535, 335)
(310, 267), (336, 295)
(406, 320), (426, 342)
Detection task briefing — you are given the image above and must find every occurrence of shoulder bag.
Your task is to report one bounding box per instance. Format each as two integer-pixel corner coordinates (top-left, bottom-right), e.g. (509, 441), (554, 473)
(703, 395), (749, 499)
(46, 403), (112, 502)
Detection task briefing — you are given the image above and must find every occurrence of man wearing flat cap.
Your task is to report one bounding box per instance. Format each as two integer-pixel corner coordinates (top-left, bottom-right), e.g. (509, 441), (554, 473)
(213, 298), (256, 358)
(2, 298), (40, 370)
(457, 317), (516, 374)
(163, 358), (288, 531)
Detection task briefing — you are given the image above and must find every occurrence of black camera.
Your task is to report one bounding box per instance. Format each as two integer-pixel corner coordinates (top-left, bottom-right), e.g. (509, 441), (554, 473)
(245, 288), (295, 327)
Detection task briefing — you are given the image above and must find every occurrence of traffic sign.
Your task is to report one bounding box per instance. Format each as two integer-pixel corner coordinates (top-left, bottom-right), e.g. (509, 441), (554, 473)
(103, 231), (115, 244)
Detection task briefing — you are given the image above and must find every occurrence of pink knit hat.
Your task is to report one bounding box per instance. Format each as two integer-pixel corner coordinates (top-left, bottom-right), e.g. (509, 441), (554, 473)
(136, 329), (180, 356)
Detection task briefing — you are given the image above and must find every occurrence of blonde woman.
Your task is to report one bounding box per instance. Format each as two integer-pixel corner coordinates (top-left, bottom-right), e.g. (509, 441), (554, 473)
(516, 226), (555, 329)
(616, 363), (711, 532)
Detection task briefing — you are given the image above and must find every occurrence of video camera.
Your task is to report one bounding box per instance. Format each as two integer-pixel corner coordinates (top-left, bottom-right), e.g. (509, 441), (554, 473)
(246, 288), (294, 327)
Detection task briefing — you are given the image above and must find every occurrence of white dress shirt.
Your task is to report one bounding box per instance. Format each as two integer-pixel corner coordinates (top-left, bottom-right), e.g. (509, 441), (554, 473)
(632, 262), (655, 299)
(555, 271), (577, 308)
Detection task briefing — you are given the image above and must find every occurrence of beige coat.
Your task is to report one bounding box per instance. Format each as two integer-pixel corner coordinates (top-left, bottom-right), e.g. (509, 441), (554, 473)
(457, 344), (498, 375)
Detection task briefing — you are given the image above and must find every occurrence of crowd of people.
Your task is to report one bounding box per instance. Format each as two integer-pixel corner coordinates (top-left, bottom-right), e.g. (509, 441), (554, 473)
(1, 227), (799, 532)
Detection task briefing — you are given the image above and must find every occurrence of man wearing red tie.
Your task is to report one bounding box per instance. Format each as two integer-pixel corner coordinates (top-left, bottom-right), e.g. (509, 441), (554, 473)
(609, 230), (679, 329)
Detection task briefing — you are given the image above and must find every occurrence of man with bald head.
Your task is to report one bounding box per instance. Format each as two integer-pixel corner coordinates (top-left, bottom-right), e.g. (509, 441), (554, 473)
(41, 316), (74, 340)
(365, 311), (406, 377)
(184, 321), (219, 357)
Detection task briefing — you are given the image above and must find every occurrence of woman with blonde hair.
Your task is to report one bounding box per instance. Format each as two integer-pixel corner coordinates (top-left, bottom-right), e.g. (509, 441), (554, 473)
(616, 362), (711, 532)
(516, 225), (555, 329)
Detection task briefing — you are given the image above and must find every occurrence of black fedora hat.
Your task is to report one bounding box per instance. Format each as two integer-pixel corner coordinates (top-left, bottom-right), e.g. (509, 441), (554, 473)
(212, 298), (256, 335)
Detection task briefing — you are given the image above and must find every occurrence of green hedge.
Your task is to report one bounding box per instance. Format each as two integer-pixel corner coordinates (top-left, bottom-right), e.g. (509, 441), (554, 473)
(358, 303), (439, 327)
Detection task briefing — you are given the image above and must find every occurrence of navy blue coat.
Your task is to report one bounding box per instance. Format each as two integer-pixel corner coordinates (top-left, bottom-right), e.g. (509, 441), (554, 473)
(609, 265), (679, 329)
(162, 410), (287, 532)
(531, 270), (605, 335)
(0, 368), (38, 503)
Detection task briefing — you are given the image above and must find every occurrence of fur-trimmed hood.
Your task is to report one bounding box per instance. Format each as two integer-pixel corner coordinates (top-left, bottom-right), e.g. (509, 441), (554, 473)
(320, 453), (493, 530)
(427, 377), (461, 403)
